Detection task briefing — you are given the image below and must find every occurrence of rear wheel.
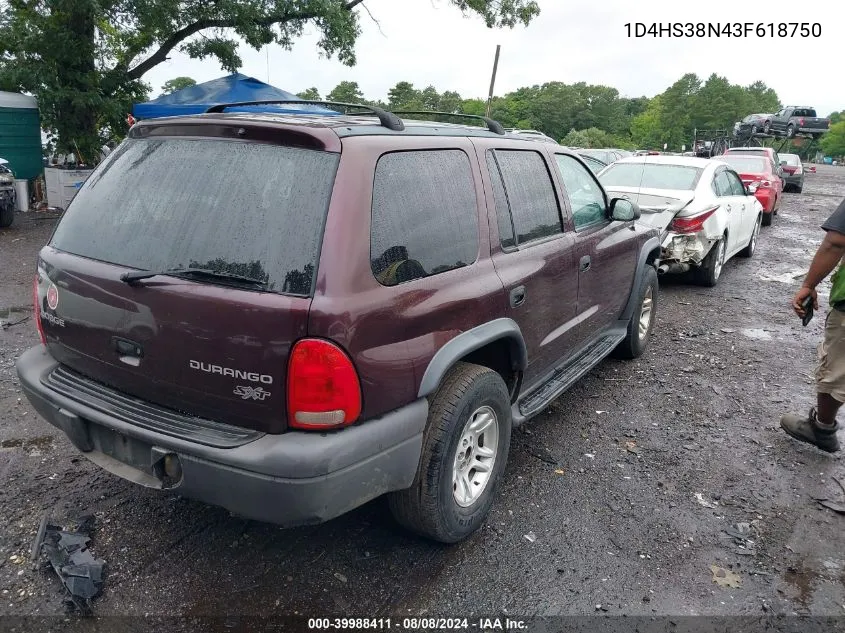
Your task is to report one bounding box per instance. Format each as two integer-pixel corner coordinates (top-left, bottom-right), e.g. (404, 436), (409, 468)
(613, 266), (658, 360)
(787, 124), (796, 138)
(696, 236), (726, 287)
(762, 211), (773, 226)
(740, 214), (762, 257)
(796, 184), (803, 193)
(751, 124), (758, 134)
(388, 362), (512, 543)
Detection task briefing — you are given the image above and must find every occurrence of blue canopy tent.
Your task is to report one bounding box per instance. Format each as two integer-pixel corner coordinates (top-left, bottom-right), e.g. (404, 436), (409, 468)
(132, 73), (336, 119)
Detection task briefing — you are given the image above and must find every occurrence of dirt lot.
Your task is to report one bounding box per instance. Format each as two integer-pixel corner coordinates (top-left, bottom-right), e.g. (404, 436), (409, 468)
(2, 166), (845, 626)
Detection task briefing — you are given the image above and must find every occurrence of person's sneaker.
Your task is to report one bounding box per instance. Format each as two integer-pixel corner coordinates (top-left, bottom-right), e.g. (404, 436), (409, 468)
(780, 408), (840, 453)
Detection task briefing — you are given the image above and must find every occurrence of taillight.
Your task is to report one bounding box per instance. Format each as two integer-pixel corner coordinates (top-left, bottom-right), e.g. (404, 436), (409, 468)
(670, 206), (719, 234)
(759, 180), (772, 188)
(287, 338), (361, 430)
(33, 275), (46, 345)
(799, 118), (805, 127)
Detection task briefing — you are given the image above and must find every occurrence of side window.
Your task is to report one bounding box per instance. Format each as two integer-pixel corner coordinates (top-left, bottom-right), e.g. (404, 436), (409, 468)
(488, 150), (562, 246)
(371, 150), (478, 286)
(554, 154), (608, 230)
(486, 153), (516, 249)
(726, 170), (745, 196)
(713, 171), (733, 197)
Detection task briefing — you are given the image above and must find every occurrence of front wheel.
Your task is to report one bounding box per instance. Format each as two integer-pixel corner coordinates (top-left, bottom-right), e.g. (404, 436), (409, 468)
(763, 121), (771, 134)
(613, 265), (658, 359)
(0, 203), (13, 228)
(389, 362), (512, 543)
(696, 236), (726, 287)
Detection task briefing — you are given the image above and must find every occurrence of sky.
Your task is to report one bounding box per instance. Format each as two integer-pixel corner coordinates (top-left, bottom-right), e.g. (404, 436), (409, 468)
(142, 0), (839, 117)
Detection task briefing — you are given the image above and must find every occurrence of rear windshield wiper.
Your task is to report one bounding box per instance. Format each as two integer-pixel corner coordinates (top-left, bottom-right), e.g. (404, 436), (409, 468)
(120, 267), (268, 289)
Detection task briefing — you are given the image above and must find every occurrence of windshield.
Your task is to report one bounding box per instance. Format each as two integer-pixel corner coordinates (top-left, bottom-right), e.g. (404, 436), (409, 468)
(578, 150), (611, 163)
(598, 162), (703, 191)
(50, 137), (340, 296)
(715, 156), (768, 173)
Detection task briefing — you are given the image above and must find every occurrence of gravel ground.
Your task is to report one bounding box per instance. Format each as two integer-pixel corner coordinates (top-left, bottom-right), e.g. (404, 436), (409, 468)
(1, 166), (845, 627)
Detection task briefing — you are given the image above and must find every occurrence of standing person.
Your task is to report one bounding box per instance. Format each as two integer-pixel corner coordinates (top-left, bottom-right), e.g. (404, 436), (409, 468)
(781, 197), (845, 453)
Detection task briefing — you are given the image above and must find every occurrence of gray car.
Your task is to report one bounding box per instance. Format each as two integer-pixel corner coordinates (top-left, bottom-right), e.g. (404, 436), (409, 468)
(779, 153), (804, 193)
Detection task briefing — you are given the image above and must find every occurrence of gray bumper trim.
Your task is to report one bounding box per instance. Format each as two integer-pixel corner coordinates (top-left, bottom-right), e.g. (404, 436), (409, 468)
(16, 346), (429, 526)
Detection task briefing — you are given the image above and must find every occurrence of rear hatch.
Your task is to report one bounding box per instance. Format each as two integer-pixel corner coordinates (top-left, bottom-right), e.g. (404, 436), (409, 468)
(37, 130), (340, 434)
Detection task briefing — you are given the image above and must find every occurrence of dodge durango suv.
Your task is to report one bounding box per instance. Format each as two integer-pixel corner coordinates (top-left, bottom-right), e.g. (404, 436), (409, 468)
(16, 102), (661, 542)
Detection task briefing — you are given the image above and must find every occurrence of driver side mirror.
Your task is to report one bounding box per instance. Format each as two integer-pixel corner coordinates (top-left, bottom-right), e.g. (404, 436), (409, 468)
(609, 197), (640, 222)
(747, 182), (760, 194)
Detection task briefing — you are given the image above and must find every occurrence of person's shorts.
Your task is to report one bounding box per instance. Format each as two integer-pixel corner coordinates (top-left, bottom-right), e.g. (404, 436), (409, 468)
(816, 308), (845, 402)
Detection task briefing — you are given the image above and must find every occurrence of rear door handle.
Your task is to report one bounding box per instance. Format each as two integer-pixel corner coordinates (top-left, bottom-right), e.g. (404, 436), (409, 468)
(509, 285), (526, 308)
(726, 204), (732, 212)
(580, 256), (591, 272)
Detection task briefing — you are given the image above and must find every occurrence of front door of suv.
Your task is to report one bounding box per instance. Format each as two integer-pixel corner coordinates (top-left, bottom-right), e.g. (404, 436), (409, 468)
(481, 147), (580, 386)
(552, 153), (638, 341)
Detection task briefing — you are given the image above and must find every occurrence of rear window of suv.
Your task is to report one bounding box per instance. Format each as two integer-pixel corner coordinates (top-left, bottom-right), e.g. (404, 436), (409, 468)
(50, 138), (339, 296)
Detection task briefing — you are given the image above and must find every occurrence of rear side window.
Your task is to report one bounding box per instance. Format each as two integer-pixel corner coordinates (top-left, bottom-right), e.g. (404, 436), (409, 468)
(487, 150), (562, 246)
(50, 138), (339, 295)
(370, 150), (478, 286)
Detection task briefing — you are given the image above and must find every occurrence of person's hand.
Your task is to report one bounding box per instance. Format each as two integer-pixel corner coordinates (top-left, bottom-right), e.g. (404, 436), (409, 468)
(793, 286), (818, 317)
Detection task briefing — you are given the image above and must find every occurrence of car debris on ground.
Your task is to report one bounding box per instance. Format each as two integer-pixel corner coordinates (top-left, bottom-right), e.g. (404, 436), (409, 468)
(31, 514), (105, 615)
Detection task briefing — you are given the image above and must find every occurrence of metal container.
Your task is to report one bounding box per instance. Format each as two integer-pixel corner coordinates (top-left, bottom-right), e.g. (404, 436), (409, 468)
(14, 179), (28, 211)
(0, 91), (42, 181)
(44, 167), (93, 210)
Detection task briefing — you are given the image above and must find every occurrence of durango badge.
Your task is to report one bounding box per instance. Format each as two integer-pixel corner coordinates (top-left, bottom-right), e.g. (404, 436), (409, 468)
(46, 283), (59, 310)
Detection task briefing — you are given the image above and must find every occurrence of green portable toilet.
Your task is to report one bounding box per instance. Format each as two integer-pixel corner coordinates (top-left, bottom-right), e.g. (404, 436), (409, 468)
(0, 91), (42, 180)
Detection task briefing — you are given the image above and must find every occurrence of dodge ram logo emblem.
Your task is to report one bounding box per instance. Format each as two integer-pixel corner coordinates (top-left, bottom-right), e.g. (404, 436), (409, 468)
(46, 284), (59, 310)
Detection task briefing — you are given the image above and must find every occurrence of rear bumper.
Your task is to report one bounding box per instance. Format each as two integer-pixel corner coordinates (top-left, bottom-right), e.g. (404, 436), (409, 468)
(16, 346), (428, 527)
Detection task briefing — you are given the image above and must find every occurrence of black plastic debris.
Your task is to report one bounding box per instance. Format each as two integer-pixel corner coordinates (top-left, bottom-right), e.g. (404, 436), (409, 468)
(34, 514), (105, 614)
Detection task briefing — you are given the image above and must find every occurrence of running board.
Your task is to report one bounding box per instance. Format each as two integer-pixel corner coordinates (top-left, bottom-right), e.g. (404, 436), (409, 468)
(515, 330), (626, 423)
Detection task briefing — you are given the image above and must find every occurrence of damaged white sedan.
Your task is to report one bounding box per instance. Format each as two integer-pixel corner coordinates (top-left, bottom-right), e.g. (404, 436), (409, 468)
(598, 155), (763, 286)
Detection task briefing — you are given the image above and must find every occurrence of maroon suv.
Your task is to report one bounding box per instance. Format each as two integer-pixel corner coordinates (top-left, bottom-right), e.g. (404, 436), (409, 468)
(17, 103), (661, 542)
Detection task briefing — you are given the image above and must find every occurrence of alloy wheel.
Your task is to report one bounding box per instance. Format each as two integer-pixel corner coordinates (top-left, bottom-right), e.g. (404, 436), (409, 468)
(452, 406), (499, 508)
(638, 286), (654, 341)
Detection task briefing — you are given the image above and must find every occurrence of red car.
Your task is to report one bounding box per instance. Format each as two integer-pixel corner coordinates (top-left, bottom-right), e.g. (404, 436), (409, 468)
(715, 152), (783, 225)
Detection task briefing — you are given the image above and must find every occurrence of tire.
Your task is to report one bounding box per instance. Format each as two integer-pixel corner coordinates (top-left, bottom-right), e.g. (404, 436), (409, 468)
(796, 185), (803, 194)
(763, 121), (771, 134)
(0, 203), (14, 228)
(613, 265), (658, 360)
(761, 211), (773, 226)
(751, 124), (758, 134)
(696, 236), (726, 287)
(388, 362), (512, 543)
(739, 214), (762, 257)
(787, 124), (795, 138)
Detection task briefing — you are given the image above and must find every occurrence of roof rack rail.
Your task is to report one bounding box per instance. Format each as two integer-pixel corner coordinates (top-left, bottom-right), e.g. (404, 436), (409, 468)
(390, 110), (506, 135)
(204, 100), (405, 131)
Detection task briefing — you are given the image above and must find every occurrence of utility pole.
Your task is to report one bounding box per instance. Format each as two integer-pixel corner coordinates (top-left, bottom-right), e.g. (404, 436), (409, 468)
(485, 45), (501, 118)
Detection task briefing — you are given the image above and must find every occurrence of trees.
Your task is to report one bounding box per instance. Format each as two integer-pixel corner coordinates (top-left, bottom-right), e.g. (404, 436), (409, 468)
(388, 82), (423, 110)
(326, 81), (364, 103)
(0, 0), (539, 161)
(161, 77), (197, 95)
(820, 122), (845, 157)
(296, 87), (321, 101)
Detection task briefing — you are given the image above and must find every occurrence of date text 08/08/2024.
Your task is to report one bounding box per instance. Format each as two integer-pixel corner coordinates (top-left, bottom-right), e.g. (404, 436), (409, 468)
(308, 618), (528, 631)
(625, 22), (821, 38)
